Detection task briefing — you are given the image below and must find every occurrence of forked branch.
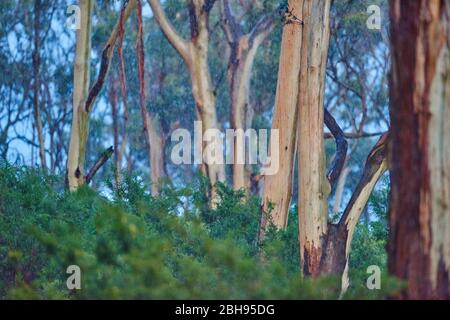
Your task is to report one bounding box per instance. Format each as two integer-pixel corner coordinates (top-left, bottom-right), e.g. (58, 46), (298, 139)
(85, 0), (137, 113)
(147, 0), (190, 62)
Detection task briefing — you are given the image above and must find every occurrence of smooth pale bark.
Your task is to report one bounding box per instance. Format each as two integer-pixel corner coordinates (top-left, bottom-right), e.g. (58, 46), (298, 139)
(295, 0), (388, 286)
(147, 0), (225, 199)
(220, 0), (274, 191)
(388, 0), (450, 299)
(261, 0), (304, 232)
(67, 0), (93, 190)
(335, 133), (388, 292)
(297, 0), (331, 276)
(67, 0), (136, 190)
(332, 166), (349, 216)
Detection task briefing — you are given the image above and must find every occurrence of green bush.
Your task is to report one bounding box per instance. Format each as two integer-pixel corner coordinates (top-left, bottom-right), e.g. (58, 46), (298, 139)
(0, 164), (398, 299)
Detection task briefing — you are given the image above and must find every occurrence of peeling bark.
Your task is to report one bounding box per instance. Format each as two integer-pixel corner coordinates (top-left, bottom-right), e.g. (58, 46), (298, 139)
(259, 2), (389, 291)
(261, 0), (304, 233)
(297, 0), (332, 277)
(389, 0), (450, 299)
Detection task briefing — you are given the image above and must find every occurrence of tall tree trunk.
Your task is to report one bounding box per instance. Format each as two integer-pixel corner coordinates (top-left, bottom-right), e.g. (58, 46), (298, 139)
(112, 2), (130, 191)
(137, 0), (167, 196)
(148, 0), (225, 198)
(388, 0), (450, 299)
(66, 0), (136, 190)
(260, 0), (304, 231)
(67, 0), (93, 190)
(297, 0), (332, 276)
(136, 0), (154, 192)
(220, 0), (274, 191)
(259, 1), (389, 293)
(32, 0), (47, 172)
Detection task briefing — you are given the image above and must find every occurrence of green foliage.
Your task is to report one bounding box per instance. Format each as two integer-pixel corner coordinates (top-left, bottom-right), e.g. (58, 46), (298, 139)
(0, 165), (399, 299)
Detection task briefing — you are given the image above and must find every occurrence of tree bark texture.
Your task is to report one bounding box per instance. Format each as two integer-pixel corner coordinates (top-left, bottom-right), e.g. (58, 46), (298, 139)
(388, 0), (450, 299)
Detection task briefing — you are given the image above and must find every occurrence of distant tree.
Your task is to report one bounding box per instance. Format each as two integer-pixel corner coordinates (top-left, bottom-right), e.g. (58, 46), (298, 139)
(147, 0), (226, 200)
(219, 0), (275, 191)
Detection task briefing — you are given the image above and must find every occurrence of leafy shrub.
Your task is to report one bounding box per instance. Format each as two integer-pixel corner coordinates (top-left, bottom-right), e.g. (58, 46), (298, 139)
(0, 164), (398, 299)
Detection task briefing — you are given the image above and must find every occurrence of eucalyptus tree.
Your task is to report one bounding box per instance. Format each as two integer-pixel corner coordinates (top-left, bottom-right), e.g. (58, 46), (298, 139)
(147, 0), (226, 200)
(388, 0), (450, 299)
(261, 0), (389, 293)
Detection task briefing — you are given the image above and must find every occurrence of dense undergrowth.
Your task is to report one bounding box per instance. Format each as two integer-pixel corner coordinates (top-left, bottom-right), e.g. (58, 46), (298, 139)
(0, 163), (400, 299)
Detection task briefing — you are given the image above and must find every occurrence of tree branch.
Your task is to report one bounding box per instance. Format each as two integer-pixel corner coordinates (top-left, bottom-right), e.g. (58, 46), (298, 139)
(324, 131), (386, 140)
(147, 0), (191, 62)
(324, 108), (348, 188)
(220, 0), (242, 43)
(339, 132), (389, 230)
(248, 14), (275, 46)
(336, 132), (389, 293)
(85, 0), (137, 113)
(85, 146), (114, 184)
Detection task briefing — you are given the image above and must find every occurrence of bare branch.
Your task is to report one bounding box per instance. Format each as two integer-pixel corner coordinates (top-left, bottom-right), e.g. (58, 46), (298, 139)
(248, 14), (275, 46)
(117, 2), (129, 121)
(220, 0), (242, 43)
(86, 146), (114, 184)
(85, 0), (137, 113)
(324, 108), (348, 188)
(324, 131), (386, 140)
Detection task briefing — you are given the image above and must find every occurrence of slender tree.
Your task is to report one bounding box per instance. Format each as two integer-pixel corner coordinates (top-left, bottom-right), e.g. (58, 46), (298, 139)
(147, 0), (226, 199)
(67, 0), (136, 190)
(220, 0), (274, 191)
(32, 0), (47, 171)
(136, 0), (166, 196)
(67, 0), (94, 190)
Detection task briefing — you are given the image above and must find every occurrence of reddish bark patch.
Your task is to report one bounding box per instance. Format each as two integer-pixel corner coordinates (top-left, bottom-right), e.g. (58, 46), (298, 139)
(388, 0), (448, 299)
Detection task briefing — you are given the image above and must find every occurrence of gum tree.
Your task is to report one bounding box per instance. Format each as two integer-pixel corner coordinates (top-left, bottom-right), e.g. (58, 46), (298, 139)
(388, 0), (450, 299)
(147, 0), (226, 198)
(261, 0), (389, 292)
